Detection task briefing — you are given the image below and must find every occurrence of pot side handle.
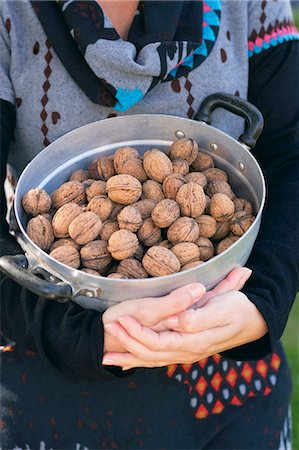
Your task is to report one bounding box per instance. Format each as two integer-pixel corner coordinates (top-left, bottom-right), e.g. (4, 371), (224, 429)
(0, 254), (72, 302)
(194, 92), (264, 149)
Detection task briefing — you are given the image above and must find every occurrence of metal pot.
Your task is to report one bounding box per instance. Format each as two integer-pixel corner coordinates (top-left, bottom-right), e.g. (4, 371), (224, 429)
(0, 93), (265, 311)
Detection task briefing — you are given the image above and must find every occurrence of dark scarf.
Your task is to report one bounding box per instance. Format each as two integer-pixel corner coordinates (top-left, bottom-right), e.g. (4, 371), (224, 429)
(31, 0), (221, 111)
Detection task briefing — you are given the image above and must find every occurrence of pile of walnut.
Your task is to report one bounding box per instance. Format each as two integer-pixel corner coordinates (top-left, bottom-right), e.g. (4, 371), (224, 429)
(22, 139), (255, 279)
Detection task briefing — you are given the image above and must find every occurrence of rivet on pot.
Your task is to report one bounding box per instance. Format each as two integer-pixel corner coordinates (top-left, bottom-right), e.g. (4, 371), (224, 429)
(210, 143), (218, 152)
(239, 162), (245, 171)
(175, 130), (185, 139)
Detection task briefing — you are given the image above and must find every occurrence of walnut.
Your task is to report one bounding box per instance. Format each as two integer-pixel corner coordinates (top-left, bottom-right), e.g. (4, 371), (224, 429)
(230, 211), (255, 236)
(106, 174), (142, 205)
(100, 220), (119, 241)
(167, 217), (200, 244)
(195, 214), (217, 239)
(22, 188), (52, 216)
(176, 182), (206, 218)
(116, 258), (148, 279)
(117, 205), (143, 232)
(212, 221), (231, 241)
(88, 156), (115, 181)
(86, 180), (107, 202)
(216, 236), (239, 255)
(68, 211), (103, 245)
(113, 146), (139, 173)
(142, 180), (165, 202)
(86, 195), (113, 221)
(169, 138), (199, 165)
(80, 240), (112, 271)
(181, 260), (204, 271)
(196, 237), (214, 261)
(191, 151), (214, 172)
(185, 172), (207, 188)
(107, 273), (126, 279)
(50, 238), (81, 252)
(210, 193), (235, 222)
(172, 159), (189, 176)
(49, 245), (81, 269)
(133, 199), (158, 219)
(143, 149), (173, 183)
(108, 229), (139, 260)
(162, 173), (186, 200)
(81, 268), (100, 276)
(151, 199), (180, 228)
(51, 181), (86, 209)
(26, 215), (54, 251)
(110, 203), (124, 220)
(137, 218), (162, 247)
(156, 240), (172, 249)
(203, 168), (228, 182)
(142, 246), (181, 277)
(117, 157), (148, 182)
(206, 180), (235, 200)
(171, 242), (200, 266)
(133, 243), (145, 261)
(52, 203), (83, 238)
(69, 169), (90, 182)
(204, 195), (211, 214)
(233, 198), (254, 215)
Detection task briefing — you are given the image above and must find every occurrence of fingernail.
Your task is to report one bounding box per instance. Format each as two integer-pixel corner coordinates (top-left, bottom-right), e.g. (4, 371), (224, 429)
(188, 284), (205, 299)
(241, 268), (252, 281)
(102, 357), (115, 365)
(165, 316), (179, 329)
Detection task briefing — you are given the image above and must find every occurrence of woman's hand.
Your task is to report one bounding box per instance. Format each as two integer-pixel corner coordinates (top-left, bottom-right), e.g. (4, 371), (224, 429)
(102, 267), (263, 366)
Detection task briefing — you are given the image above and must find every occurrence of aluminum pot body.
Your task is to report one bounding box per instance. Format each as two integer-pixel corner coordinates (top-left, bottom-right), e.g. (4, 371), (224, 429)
(13, 114), (265, 311)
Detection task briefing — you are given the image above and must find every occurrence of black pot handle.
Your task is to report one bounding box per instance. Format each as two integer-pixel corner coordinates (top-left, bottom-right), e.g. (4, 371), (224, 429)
(0, 254), (72, 302)
(194, 92), (264, 149)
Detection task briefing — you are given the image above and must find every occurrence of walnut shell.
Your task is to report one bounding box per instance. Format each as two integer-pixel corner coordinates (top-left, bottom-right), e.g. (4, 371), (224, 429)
(49, 245), (81, 269)
(142, 246), (181, 277)
(52, 203), (83, 238)
(151, 199), (180, 228)
(108, 229), (139, 260)
(113, 146), (140, 173)
(230, 211), (255, 236)
(100, 220), (119, 241)
(203, 168), (228, 182)
(26, 215), (54, 251)
(137, 218), (162, 247)
(216, 236), (239, 255)
(162, 173), (186, 200)
(212, 221), (231, 241)
(51, 181), (86, 209)
(86, 195), (113, 221)
(169, 138), (199, 165)
(117, 157), (148, 183)
(172, 159), (189, 176)
(80, 240), (112, 271)
(116, 258), (148, 279)
(22, 188), (52, 216)
(106, 175), (142, 205)
(171, 242), (200, 266)
(69, 169), (90, 182)
(143, 149), (173, 183)
(142, 180), (165, 202)
(156, 240), (172, 249)
(117, 205), (143, 232)
(133, 243), (145, 261)
(206, 180), (235, 200)
(86, 180), (107, 202)
(68, 211), (103, 245)
(107, 273), (126, 279)
(176, 182), (206, 218)
(210, 193), (235, 222)
(181, 260), (204, 271)
(88, 157), (115, 181)
(109, 203), (124, 220)
(195, 214), (217, 239)
(184, 172), (207, 188)
(191, 152), (214, 172)
(133, 199), (158, 219)
(196, 237), (214, 261)
(81, 268), (100, 276)
(167, 217), (199, 244)
(233, 198), (254, 215)
(50, 238), (81, 252)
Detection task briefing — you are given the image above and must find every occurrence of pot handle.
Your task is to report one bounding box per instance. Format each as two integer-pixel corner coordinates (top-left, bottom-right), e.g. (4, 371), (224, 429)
(0, 254), (72, 302)
(194, 92), (264, 149)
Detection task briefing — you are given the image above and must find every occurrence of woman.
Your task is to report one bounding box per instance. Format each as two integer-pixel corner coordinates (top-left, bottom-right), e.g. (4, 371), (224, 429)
(0, 1), (298, 448)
